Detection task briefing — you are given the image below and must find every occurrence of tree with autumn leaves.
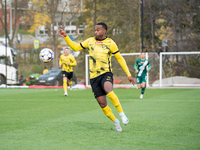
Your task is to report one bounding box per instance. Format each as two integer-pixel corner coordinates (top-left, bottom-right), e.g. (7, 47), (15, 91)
(28, 0), (81, 67)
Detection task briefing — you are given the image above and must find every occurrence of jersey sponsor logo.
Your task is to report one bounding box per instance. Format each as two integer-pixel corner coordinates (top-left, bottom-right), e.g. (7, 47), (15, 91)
(141, 62), (145, 64)
(138, 60), (148, 77)
(95, 41), (103, 45)
(106, 76), (111, 80)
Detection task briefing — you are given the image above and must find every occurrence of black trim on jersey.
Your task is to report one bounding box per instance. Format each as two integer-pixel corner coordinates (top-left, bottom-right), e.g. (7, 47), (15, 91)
(112, 50), (119, 54)
(95, 36), (107, 41)
(108, 57), (111, 72)
(80, 43), (85, 49)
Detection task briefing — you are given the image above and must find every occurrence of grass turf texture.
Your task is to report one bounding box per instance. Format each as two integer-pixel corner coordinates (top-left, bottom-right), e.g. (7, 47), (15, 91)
(0, 88), (199, 150)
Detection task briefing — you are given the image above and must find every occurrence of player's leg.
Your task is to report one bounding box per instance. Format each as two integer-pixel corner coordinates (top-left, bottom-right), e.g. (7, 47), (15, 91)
(62, 71), (68, 96)
(102, 73), (129, 125)
(140, 76), (147, 98)
(104, 81), (129, 125)
(68, 80), (73, 90)
(96, 95), (122, 131)
(141, 82), (146, 95)
(63, 77), (68, 96)
(91, 75), (122, 131)
(137, 77), (141, 89)
(68, 72), (73, 90)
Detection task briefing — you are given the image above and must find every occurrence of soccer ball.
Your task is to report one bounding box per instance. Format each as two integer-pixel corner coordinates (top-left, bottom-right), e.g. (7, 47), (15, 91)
(39, 48), (54, 63)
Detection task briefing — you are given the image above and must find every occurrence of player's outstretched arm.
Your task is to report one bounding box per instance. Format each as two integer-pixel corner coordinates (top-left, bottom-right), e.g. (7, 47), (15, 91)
(58, 29), (83, 51)
(59, 56), (62, 68)
(114, 52), (135, 85)
(70, 57), (77, 66)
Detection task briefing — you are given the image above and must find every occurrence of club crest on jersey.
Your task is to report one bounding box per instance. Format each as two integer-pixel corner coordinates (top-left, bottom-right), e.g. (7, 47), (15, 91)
(95, 41), (103, 44)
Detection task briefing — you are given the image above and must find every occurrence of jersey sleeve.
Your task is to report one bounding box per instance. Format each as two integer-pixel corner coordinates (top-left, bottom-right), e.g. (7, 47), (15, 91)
(70, 55), (77, 66)
(147, 60), (151, 70)
(110, 40), (119, 54)
(134, 60), (138, 71)
(80, 38), (91, 49)
(114, 52), (131, 77)
(64, 36), (89, 51)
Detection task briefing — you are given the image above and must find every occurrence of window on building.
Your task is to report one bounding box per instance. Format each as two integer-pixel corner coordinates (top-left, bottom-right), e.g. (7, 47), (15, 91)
(39, 30), (44, 34)
(45, 30), (48, 34)
(79, 30), (84, 34)
(65, 30), (70, 34)
(71, 30), (76, 34)
(54, 22), (57, 26)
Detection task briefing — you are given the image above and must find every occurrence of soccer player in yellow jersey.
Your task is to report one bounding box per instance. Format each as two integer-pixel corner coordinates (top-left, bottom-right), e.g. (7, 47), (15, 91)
(59, 22), (135, 131)
(59, 47), (77, 96)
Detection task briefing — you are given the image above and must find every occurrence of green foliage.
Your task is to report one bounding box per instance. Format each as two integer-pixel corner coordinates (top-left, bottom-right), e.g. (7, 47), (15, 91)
(18, 29), (35, 37)
(78, 0), (140, 52)
(19, 63), (44, 77)
(0, 88), (200, 149)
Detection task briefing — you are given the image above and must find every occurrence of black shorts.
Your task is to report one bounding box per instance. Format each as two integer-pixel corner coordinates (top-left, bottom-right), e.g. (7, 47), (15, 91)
(62, 71), (73, 80)
(90, 72), (113, 98)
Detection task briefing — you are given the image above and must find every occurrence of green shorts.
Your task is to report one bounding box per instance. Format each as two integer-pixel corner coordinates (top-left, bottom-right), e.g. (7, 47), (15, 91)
(137, 76), (147, 84)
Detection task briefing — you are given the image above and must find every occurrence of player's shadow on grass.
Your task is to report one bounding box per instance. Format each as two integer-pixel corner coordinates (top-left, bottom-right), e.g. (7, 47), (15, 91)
(74, 121), (116, 131)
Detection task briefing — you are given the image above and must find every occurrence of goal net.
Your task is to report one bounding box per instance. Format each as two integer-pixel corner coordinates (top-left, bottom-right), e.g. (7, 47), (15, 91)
(159, 52), (200, 87)
(85, 52), (200, 88)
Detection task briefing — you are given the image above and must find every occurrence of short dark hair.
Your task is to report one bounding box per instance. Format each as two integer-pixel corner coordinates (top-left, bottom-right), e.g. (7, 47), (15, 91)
(96, 22), (107, 31)
(141, 51), (145, 54)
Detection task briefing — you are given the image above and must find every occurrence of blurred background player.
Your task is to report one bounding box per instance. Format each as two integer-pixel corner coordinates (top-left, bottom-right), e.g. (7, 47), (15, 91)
(59, 47), (77, 96)
(59, 22), (135, 131)
(43, 66), (48, 74)
(134, 51), (151, 98)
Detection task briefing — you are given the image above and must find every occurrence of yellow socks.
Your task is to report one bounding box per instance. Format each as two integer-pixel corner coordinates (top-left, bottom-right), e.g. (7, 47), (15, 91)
(101, 105), (116, 121)
(69, 81), (72, 86)
(63, 79), (67, 91)
(107, 91), (123, 113)
(69, 81), (72, 85)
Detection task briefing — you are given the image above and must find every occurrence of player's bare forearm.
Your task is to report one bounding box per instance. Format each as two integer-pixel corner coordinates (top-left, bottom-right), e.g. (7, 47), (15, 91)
(128, 76), (135, 85)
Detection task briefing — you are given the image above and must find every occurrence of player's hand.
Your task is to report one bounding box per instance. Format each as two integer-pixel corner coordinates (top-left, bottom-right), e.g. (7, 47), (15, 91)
(59, 29), (67, 38)
(67, 62), (70, 65)
(136, 70), (139, 73)
(146, 68), (149, 72)
(128, 76), (135, 85)
(59, 64), (62, 68)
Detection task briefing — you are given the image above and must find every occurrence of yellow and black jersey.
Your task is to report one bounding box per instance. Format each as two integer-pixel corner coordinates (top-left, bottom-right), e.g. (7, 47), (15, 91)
(82, 37), (119, 78)
(64, 36), (131, 79)
(59, 54), (77, 72)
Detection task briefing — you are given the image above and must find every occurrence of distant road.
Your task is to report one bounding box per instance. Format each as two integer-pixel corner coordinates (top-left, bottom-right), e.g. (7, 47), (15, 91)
(21, 35), (35, 44)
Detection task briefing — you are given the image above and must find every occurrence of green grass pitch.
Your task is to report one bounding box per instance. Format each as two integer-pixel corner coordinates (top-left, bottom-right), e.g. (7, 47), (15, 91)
(0, 88), (200, 150)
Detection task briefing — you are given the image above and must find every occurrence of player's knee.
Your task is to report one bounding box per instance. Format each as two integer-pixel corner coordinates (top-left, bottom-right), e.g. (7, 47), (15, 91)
(142, 84), (146, 88)
(99, 103), (107, 108)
